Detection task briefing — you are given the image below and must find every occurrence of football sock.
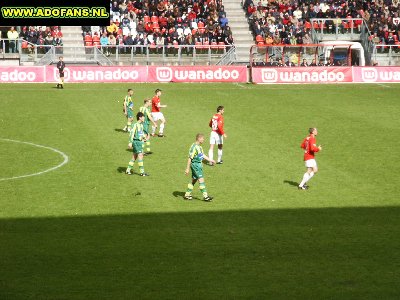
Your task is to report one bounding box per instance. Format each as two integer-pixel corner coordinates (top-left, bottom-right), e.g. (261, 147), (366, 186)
(185, 183), (194, 196)
(299, 172), (310, 187)
(137, 159), (144, 174)
(159, 123), (165, 134)
(208, 149), (213, 161)
(151, 125), (156, 135)
(304, 171), (314, 184)
(199, 183), (208, 198)
(217, 149), (223, 162)
(127, 121), (132, 132)
(145, 141), (151, 152)
(127, 159), (135, 170)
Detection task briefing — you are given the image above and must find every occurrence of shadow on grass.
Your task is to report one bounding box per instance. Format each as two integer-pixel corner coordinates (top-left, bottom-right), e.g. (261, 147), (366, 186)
(117, 167), (126, 173)
(1, 207), (400, 299)
(172, 191), (202, 201)
(283, 180), (299, 187)
(172, 191), (185, 198)
(114, 128), (128, 133)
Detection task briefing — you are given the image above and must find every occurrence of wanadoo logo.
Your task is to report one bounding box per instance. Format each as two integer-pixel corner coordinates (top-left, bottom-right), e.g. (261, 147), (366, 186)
(361, 68), (378, 82)
(156, 67), (173, 82)
(156, 67), (240, 81)
(0, 69), (37, 82)
(261, 69), (346, 83)
(261, 69), (278, 82)
(53, 68), (140, 82)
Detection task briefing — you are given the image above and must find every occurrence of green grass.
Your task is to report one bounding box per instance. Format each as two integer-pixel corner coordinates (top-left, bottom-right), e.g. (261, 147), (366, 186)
(1, 83), (400, 299)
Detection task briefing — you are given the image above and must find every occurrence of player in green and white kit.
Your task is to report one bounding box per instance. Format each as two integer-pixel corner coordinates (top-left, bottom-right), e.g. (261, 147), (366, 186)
(184, 133), (215, 201)
(139, 98), (157, 154)
(122, 89), (134, 132)
(126, 112), (149, 176)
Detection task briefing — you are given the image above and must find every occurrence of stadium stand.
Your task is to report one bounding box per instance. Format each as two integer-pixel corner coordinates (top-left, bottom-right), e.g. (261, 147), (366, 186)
(0, 26), (62, 54)
(243, 0), (400, 50)
(81, 0), (234, 56)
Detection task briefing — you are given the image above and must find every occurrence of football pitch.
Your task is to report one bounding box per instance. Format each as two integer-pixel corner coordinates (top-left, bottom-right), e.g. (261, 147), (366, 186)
(1, 83), (400, 299)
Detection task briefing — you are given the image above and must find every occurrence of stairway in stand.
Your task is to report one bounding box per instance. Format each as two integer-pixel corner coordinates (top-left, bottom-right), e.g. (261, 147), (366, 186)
(59, 26), (85, 61)
(223, 0), (254, 64)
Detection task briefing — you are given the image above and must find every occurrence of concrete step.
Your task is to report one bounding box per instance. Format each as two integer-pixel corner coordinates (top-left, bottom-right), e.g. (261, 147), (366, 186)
(226, 10), (246, 15)
(226, 16), (249, 22)
(62, 33), (83, 38)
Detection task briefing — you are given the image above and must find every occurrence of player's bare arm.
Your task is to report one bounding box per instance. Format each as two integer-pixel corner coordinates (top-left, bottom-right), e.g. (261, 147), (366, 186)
(185, 158), (191, 175)
(203, 154), (215, 165)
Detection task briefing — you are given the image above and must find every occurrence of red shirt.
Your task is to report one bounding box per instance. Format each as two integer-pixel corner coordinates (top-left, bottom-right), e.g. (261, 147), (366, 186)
(301, 134), (319, 161)
(152, 96), (160, 112)
(209, 113), (224, 135)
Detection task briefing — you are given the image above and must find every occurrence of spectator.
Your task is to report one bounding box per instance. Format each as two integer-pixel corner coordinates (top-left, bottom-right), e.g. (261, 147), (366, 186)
(109, 34), (116, 55)
(302, 33), (312, 45)
(111, 1), (121, 21)
(100, 32), (109, 55)
(300, 58), (309, 67)
(7, 27), (19, 53)
(53, 35), (63, 54)
(107, 20), (118, 36)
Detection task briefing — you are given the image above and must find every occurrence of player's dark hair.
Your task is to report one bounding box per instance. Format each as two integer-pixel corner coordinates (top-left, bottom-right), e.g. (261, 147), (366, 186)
(217, 106), (224, 112)
(309, 127), (316, 134)
(155, 88), (162, 94)
(196, 133), (204, 140)
(136, 112), (144, 120)
(144, 98), (151, 104)
(128, 88), (133, 93)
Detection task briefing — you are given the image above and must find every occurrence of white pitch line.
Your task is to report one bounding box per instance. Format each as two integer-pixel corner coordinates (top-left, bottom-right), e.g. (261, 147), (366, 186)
(0, 138), (69, 181)
(376, 83), (391, 88)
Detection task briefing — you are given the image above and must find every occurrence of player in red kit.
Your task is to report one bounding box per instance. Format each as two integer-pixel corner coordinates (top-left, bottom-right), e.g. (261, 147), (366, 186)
(298, 127), (322, 190)
(208, 106), (227, 165)
(151, 89), (167, 137)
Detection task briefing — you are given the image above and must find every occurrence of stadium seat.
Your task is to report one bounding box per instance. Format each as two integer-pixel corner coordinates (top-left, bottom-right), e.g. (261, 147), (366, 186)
(84, 35), (93, 43)
(256, 35), (264, 43)
(151, 16), (159, 23)
(143, 16), (150, 23)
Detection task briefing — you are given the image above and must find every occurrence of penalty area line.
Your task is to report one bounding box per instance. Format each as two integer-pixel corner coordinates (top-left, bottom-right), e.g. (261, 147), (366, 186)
(0, 138), (69, 182)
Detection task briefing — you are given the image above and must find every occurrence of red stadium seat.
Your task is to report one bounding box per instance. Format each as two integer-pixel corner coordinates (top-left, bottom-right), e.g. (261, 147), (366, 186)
(198, 21), (205, 29)
(151, 15), (159, 23)
(143, 16), (150, 23)
(85, 41), (93, 46)
(256, 35), (264, 43)
(84, 34), (92, 42)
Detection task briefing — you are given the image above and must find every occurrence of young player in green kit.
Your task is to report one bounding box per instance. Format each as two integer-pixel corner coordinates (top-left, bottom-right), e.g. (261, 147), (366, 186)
(126, 112), (149, 176)
(122, 89), (134, 132)
(184, 133), (215, 201)
(139, 98), (157, 155)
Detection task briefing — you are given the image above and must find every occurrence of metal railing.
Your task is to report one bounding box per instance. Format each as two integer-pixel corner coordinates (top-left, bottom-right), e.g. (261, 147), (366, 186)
(89, 44), (232, 65)
(0, 38), (56, 62)
(372, 45), (400, 66)
(310, 18), (366, 41)
(216, 46), (236, 65)
(1, 39), (234, 65)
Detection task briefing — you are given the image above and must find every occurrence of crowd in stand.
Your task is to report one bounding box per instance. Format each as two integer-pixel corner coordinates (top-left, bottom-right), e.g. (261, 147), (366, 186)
(82, 0), (234, 55)
(0, 26), (63, 54)
(244, 0), (400, 51)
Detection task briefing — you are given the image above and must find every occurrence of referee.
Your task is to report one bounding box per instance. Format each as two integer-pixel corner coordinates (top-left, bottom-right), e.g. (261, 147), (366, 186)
(56, 56), (65, 89)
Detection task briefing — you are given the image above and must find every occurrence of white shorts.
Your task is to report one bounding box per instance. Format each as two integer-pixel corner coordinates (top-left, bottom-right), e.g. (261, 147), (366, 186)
(210, 131), (223, 145)
(151, 112), (164, 122)
(305, 159), (317, 168)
